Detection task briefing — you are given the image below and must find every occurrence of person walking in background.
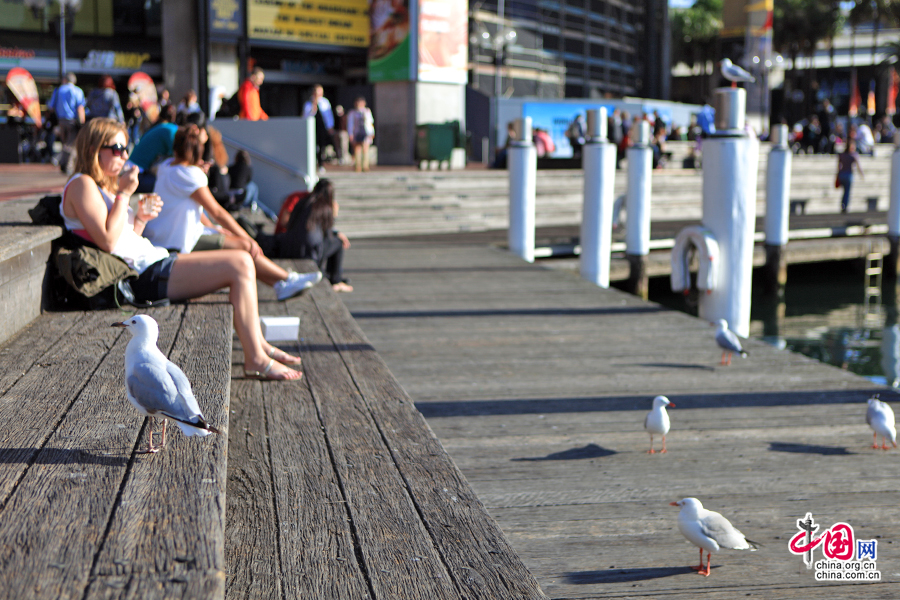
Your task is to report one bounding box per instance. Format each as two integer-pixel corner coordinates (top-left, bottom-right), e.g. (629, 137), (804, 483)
(566, 114), (586, 159)
(86, 74), (124, 123)
(302, 84), (335, 174)
(239, 67), (268, 121)
(177, 89), (202, 118)
(47, 72), (86, 171)
(346, 96), (374, 172)
(836, 139), (863, 214)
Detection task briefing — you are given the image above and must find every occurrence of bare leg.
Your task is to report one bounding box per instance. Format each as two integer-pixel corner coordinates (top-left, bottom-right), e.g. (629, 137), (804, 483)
(139, 418), (159, 454)
(873, 431), (879, 449)
(726, 352), (733, 366)
(220, 234), (289, 286)
(882, 437), (892, 450)
(661, 434), (667, 454)
(647, 434), (655, 454)
(362, 140), (370, 171)
(160, 419), (167, 449)
(354, 143), (362, 172)
(167, 250), (301, 380)
(720, 351), (727, 365)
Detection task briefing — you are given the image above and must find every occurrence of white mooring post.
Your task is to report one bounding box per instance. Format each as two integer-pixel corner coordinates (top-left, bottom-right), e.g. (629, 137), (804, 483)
(508, 117), (537, 263)
(763, 124), (792, 296)
(625, 121), (653, 299)
(699, 87), (760, 339)
(580, 108), (616, 288)
(887, 138), (900, 279)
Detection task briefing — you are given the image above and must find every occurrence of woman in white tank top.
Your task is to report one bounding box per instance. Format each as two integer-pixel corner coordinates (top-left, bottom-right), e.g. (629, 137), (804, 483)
(61, 118), (305, 380)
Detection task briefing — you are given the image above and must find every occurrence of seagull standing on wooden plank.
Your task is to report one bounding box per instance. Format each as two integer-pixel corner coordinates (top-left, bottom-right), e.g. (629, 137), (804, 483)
(644, 395), (674, 454)
(671, 497), (758, 576)
(866, 396), (897, 450)
(721, 58), (756, 86)
(714, 319), (748, 366)
(113, 315), (220, 454)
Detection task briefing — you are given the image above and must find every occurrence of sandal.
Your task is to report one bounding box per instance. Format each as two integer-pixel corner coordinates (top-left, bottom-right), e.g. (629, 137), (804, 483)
(268, 346), (302, 365)
(244, 359), (303, 381)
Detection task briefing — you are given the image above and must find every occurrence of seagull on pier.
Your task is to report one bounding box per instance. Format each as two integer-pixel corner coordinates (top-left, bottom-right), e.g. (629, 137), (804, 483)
(644, 395), (674, 454)
(866, 396), (897, 450)
(714, 319), (748, 366)
(671, 497), (758, 576)
(113, 315), (220, 454)
(721, 58), (756, 85)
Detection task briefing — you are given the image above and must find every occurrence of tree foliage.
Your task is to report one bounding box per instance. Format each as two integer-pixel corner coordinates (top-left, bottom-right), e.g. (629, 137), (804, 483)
(670, 0), (722, 69)
(773, 0), (843, 64)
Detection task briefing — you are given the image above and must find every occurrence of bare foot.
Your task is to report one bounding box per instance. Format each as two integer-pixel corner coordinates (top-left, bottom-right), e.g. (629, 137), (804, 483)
(266, 345), (302, 365)
(333, 281), (353, 293)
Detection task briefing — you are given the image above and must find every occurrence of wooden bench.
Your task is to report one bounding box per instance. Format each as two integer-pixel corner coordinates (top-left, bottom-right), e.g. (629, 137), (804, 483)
(225, 259), (547, 599)
(0, 302), (233, 598)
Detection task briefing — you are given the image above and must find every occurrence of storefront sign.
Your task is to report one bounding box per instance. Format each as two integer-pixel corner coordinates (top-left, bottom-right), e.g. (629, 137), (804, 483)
(248, 0), (369, 48)
(84, 50), (151, 70)
(368, 0), (411, 82)
(210, 0), (244, 40)
(417, 0), (467, 84)
(0, 47), (36, 61)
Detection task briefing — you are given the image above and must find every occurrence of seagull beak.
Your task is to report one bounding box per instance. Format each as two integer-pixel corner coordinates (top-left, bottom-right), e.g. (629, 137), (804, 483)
(669, 501), (680, 506)
(668, 402), (675, 408)
(111, 321), (128, 328)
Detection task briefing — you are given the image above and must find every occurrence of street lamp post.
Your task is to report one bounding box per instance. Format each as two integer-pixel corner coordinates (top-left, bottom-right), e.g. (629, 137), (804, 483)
(24, 0), (81, 81)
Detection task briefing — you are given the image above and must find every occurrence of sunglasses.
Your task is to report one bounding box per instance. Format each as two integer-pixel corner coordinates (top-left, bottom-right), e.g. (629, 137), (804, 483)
(101, 143), (128, 158)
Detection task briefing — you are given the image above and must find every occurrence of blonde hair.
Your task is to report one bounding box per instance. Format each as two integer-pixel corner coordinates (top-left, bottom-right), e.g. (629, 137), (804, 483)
(73, 118), (128, 193)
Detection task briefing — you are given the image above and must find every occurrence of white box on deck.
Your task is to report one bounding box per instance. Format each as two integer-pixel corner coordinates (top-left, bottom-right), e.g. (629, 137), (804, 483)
(260, 316), (300, 341)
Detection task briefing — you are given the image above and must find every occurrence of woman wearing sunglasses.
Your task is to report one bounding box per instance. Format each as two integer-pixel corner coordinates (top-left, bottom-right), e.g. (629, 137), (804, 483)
(61, 118), (303, 380)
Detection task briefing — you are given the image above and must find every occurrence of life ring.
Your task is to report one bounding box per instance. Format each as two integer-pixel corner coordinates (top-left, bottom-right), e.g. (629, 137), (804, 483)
(671, 225), (719, 294)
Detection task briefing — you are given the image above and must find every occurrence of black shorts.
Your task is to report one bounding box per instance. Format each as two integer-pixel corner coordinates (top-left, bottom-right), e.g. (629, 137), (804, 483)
(130, 252), (178, 302)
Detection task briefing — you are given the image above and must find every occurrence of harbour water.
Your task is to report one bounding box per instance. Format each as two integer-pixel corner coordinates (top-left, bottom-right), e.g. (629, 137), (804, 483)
(645, 259), (900, 387)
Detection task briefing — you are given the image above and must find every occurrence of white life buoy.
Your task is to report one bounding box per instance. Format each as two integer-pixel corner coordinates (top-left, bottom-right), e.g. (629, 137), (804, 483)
(670, 225), (719, 294)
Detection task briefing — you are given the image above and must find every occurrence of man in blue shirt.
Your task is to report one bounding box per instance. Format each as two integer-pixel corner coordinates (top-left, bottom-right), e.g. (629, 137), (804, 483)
(302, 84), (335, 173)
(47, 73), (85, 169)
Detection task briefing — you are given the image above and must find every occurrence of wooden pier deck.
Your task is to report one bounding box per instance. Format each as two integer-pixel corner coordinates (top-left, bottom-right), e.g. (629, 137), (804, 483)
(340, 237), (899, 599)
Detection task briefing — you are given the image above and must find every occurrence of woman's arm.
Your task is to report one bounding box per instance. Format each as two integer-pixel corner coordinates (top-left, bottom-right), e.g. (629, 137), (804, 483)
(190, 185), (261, 255)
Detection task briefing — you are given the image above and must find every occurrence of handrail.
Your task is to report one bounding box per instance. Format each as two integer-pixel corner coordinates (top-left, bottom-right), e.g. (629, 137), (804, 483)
(217, 132), (309, 178)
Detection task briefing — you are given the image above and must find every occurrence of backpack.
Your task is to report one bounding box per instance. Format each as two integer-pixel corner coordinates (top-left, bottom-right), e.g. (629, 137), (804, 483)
(216, 92), (241, 119)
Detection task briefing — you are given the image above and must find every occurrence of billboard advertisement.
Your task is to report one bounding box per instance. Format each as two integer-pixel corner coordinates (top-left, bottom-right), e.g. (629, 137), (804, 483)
(210, 0), (244, 41)
(368, 0), (411, 82)
(523, 102), (616, 158)
(417, 0), (467, 84)
(248, 0), (369, 48)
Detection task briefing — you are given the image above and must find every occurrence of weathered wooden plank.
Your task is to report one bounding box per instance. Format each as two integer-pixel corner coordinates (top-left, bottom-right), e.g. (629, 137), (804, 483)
(85, 303), (232, 599)
(285, 288), (461, 600)
(84, 570), (225, 600)
(302, 280), (548, 600)
(0, 305), (185, 600)
(223, 378), (284, 600)
(0, 310), (85, 397)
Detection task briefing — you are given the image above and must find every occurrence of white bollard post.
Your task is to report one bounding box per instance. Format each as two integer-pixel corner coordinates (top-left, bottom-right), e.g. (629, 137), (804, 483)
(699, 88), (760, 339)
(763, 124), (792, 296)
(580, 108), (616, 288)
(887, 139), (900, 280)
(625, 121), (653, 298)
(509, 117), (537, 263)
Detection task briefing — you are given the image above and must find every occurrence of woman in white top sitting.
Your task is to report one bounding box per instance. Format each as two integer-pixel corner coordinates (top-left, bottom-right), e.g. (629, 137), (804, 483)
(143, 124), (319, 301)
(60, 118), (303, 380)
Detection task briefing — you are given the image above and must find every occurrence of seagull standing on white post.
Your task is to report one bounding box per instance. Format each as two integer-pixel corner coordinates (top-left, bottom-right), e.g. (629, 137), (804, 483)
(644, 395), (674, 454)
(671, 497), (758, 576)
(113, 315), (220, 454)
(866, 396), (897, 450)
(720, 58), (756, 87)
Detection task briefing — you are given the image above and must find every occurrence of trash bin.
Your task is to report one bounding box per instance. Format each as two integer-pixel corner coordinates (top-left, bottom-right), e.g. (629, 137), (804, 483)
(415, 121), (461, 162)
(0, 128), (20, 163)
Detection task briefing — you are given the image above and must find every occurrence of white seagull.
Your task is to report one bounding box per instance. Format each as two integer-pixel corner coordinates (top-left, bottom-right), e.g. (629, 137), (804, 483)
(721, 58), (755, 84)
(714, 319), (748, 366)
(866, 396), (897, 450)
(113, 315), (220, 454)
(671, 497), (758, 576)
(644, 395), (674, 454)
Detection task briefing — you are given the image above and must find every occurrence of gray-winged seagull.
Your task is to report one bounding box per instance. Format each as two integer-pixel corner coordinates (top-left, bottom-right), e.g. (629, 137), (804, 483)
(721, 58), (755, 84)
(866, 395), (897, 450)
(644, 395), (674, 454)
(671, 497), (758, 576)
(113, 315), (220, 454)
(714, 319), (748, 366)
